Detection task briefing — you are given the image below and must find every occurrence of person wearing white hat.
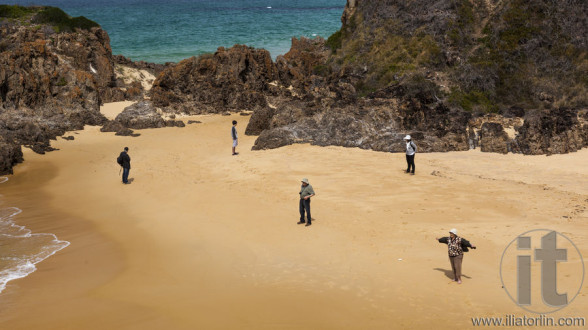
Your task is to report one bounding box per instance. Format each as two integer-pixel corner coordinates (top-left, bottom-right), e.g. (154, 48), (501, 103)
(298, 178), (315, 227)
(436, 229), (476, 284)
(403, 135), (417, 175)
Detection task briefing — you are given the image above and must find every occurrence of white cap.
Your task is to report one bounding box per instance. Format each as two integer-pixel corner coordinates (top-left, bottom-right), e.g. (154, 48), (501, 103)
(449, 228), (458, 235)
(403, 135), (411, 140)
(301, 178), (309, 184)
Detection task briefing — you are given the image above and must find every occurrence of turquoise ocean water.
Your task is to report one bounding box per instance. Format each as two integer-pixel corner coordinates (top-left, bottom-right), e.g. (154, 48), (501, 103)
(6, 0), (346, 63)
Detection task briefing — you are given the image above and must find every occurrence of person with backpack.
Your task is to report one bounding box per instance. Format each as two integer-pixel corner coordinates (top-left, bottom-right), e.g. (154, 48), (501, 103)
(117, 147), (131, 184)
(404, 135), (417, 175)
(231, 120), (239, 155)
(436, 229), (476, 284)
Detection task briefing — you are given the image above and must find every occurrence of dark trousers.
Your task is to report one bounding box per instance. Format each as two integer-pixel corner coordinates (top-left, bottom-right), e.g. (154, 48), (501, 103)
(122, 167), (130, 183)
(299, 198), (311, 224)
(406, 154), (415, 173)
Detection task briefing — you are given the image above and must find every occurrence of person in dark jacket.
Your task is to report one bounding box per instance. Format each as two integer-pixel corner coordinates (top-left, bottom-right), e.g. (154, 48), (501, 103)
(297, 178), (315, 227)
(436, 228), (476, 284)
(119, 147), (131, 184)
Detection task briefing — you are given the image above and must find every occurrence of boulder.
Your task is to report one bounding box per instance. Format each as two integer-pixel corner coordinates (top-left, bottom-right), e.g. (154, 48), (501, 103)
(0, 136), (23, 175)
(515, 109), (588, 155)
(479, 122), (509, 154)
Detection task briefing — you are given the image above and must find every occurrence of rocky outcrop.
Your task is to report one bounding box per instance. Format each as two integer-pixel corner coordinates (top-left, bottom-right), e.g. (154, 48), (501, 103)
(100, 101), (185, 136)
(479, 122), (509, 154)
(275, 37), (330, 90)
(249, 0), (588, 155)
(0, 6), (150, 173)
(112, 54), (172, 76)
(252, 88), (472, 152)
(514, 109), (588, 155)
(0, 136), (23, 175)
(0, 24), (108, 162)
(114, 101), (185, 129)
(151, 45), (278, 114)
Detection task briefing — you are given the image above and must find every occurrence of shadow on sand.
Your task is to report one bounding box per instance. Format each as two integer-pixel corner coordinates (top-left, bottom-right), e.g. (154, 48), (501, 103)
(434, 268), (472, 280)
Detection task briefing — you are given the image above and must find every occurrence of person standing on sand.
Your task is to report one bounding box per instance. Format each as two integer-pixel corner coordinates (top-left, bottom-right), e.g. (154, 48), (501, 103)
(404, 135), (417, 175)
(118, 147), (131, 184)
(297, 178), (315, 227)
(436, 229), (476, 284)
(231, 120), (239, 155)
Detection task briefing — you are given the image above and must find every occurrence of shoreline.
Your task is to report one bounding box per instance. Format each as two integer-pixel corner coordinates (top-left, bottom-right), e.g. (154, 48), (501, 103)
(0, 102), (586, 328)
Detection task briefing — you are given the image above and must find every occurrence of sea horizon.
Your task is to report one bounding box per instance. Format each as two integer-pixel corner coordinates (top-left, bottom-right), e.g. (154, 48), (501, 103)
(4, 0), (346, 63)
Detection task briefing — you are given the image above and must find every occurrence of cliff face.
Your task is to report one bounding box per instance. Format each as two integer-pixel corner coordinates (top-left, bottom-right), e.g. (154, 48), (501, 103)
(250, 0), (588, 155)
(0, 6), (130, 174)
(330, 0), (587, 111)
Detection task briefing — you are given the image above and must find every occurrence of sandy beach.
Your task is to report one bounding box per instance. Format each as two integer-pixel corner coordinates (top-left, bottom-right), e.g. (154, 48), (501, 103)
(0, 102), (586, 329)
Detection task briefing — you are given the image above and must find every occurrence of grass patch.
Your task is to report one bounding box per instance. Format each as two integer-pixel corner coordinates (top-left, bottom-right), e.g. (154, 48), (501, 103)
(326, 29), (343, 51)
(0, 5), (34, 19)
(448, 89), (498, 113)
(32, 7), (99, 33)
(56, 77), (68, 86)
(312, 64), (330, 76)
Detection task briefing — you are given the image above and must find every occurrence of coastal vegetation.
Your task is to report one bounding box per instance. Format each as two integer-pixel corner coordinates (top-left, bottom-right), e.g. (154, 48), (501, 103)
(0, 5), (99, 32)
(324, 0), (588, 113)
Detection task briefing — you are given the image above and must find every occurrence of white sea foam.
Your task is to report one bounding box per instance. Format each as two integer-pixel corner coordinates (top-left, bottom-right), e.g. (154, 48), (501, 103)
(0, 177), (71, 294)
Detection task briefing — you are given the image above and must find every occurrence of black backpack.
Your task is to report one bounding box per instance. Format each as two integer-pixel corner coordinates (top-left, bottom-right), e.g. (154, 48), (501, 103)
(116, 154), (123, 166)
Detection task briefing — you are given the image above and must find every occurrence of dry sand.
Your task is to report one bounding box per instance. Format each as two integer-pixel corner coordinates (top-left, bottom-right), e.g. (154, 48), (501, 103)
(0, 102), (586, 329)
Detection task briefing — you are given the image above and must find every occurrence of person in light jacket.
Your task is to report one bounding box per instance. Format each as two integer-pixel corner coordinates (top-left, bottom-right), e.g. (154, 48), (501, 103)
(404, 135), (417, 175)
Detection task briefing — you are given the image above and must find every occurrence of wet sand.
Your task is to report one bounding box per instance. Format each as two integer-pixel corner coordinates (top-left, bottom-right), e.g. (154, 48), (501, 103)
(0, 103), (586, 329)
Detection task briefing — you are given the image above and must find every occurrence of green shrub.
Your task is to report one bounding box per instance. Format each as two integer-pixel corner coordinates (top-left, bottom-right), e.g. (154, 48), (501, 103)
(0, 5), (33, 19)
(326, 29), (343, 51)
(312, 64), (330, 76)
(448, 89), (498, 113)
(32, 7), (99, 33)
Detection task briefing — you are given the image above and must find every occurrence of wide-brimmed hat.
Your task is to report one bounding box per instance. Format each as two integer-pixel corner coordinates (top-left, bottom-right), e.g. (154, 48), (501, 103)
(449, 228), (458, 235)
(301, 178), (309, 184)
(403, 135), (411, 140)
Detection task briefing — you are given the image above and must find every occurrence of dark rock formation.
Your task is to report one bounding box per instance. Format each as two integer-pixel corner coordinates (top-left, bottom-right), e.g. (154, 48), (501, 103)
(150, 45), (278, 114)
(479, 122), (509, 154)
(115, 101), (167, 129)
(252, 94), (472, 153)
(112, 54), (172, 76)
(245, 106), (276, 135)
(100, 101), (184, 136)
(0, 6), (126, 173)
(276, 37), (330, 90)
(0, 6), (178, 173)
(514, 109), (588, 155)
(0, 136), (23, 175)
(100, 120), (134, 136)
